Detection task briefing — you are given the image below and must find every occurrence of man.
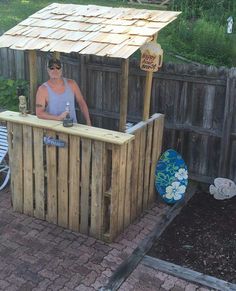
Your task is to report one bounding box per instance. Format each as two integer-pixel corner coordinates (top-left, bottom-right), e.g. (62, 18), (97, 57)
(36, 58), (91, 126)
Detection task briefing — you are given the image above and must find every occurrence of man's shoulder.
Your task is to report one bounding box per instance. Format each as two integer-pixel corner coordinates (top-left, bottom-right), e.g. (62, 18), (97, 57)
(66, 78), (75, 85)
(37, 83), (48, 94)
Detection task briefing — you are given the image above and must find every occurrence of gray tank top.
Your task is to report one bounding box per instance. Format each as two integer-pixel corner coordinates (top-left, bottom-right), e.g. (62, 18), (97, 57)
(44, 78), (78, 123)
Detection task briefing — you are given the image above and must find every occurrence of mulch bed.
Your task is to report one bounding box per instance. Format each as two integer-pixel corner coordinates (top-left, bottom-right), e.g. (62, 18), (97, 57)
(148, 191), (236, 283)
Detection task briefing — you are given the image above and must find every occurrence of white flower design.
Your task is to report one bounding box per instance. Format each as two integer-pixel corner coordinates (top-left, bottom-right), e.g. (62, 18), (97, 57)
(165, 181), (186, 200)
(175, 168), (188, 181)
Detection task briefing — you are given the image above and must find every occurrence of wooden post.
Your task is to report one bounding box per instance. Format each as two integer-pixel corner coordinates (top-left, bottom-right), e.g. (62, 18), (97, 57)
(119, 59), (129, 132)
(142, 72), (154, 121)
(142, 34), (157, 121)
(219, 70), (236, 176)
(28, 50), (37, 114)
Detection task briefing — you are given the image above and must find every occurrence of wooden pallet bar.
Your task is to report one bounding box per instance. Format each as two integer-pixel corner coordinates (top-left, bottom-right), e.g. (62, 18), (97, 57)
(0, 111), (164, 242)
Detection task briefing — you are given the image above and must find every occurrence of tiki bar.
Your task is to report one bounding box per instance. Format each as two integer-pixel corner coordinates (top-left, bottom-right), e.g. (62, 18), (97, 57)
(0, 4), (180, 242)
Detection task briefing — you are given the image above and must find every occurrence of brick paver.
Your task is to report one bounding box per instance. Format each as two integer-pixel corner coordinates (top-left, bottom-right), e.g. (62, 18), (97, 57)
(0, 188), (208, 290)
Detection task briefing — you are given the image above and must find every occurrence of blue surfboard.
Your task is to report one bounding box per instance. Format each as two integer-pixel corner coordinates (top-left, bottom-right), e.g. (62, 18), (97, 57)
(155, 149), (188, 204)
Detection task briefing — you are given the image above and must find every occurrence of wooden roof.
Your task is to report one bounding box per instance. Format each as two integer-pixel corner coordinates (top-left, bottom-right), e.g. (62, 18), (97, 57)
(0, 3), (180, 59)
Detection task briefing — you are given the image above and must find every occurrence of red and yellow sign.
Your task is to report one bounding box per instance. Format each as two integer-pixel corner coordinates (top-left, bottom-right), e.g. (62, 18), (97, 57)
(140, 42), (163, 72)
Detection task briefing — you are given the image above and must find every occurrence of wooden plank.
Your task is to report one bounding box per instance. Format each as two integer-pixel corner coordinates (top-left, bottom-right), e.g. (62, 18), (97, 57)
(11, 124), (23, 212)
(148, 115), (164, 205)
(0, 111), (61, 129)
(46, 130), (57, 224)
(143, 71), (154, 121)
(15, 51), (25, 79)
(57, 133), (69, 228)
(33, 128), (45, 220)
(119, 59), (129, 132)
(90, 141), (104, 239)
(137, 126), (147, 215)
(130, 130), (141, 221)
(80, 42), (108, 55)
(54, 123), (134, 144)
(110, 144), (120, 240)
(23, 125), (34, 216)
(143, 122), (153, 209)
(68, 135), (80, 232)
(124, 141), (133, 228)
(219, 76), (236, 176)
(28, 50), (37, 114)
(0, 111), (134, 145)
(143, 256), (236, 291)
(80, 138), (91, 235)
(117, 144), (127, 234)
(7, 122), (14, 206)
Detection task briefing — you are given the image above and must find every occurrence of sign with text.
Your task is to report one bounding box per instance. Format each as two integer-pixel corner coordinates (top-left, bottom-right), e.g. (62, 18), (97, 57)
(140, 42), (163, 72)
(43, 136), (66, 148)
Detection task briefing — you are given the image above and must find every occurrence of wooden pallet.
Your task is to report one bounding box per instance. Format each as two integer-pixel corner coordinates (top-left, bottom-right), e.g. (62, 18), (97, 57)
(0, 111), (164, 242)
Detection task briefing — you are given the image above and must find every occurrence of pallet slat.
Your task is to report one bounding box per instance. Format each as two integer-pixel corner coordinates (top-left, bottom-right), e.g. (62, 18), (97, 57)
(80, 138), (91, 235)
(69, 135), (80, 232)
(23, 125), (34, 216)
(33, 128), (45, 220)
(11, 124), (23, 212)
(90, 141), (104, 239)
(110, 144), (120, 240)
(58, 133), (69, 228)
(46, 130), (58, 224)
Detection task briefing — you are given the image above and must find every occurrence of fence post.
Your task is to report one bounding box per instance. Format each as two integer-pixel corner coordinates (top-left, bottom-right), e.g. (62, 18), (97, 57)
(218, 69), (236, 177)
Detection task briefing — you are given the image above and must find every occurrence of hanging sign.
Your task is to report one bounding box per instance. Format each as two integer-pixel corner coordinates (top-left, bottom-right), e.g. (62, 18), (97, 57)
(140, 42), (163, 72)
(43, 136), (66, 148)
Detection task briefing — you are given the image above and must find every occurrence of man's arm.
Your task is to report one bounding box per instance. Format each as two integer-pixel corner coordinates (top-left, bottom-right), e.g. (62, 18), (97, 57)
(36, 85), (68, 121)
(70, 80), (91, 126)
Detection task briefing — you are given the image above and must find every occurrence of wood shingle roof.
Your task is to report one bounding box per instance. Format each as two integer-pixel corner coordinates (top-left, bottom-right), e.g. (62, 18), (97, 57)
(0, 3), (180, 58)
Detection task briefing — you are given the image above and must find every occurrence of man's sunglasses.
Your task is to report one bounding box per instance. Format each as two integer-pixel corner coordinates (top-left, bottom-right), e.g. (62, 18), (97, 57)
(49, 66), (61, 70)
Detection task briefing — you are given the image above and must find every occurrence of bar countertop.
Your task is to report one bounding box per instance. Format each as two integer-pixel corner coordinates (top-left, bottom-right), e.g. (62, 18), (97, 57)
(0, 111), (134, 145)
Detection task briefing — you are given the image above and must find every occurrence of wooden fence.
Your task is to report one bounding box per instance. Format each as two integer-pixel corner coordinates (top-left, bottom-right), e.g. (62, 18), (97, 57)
(0, 48), (236, 184)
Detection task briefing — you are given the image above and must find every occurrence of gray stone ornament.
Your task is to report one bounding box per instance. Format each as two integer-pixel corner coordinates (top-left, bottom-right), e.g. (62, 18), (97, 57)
(209, 177), (236, 200)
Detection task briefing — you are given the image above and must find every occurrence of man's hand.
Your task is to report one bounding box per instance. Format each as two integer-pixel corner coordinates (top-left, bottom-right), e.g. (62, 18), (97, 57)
(58, 111), (68, 121)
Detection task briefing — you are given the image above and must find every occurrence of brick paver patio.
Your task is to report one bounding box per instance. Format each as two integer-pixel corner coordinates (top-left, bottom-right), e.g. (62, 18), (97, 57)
(0, 188), (210, 291)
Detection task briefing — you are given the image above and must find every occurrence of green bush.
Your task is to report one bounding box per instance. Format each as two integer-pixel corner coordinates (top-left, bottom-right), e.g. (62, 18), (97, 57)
(0, 76), (29, 111)
(166, 0), (236, 67)
(192, 19), (235, 66)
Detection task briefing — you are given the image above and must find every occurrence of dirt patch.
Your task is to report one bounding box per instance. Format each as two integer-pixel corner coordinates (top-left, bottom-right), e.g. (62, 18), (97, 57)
(148, 191), (236, 283)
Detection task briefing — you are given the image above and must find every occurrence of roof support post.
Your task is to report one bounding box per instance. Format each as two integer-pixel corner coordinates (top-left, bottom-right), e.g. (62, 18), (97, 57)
(142, 34), (157, 121)
(119, 58), (129, 132)
(28, 50), (37, 114)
